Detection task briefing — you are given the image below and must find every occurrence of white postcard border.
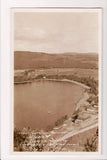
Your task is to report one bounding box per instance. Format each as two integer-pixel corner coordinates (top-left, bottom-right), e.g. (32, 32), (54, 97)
(1, 0), (107, 160)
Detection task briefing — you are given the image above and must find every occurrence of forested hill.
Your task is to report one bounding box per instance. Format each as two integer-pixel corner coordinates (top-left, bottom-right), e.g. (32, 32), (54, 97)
(14, 51), (98, 70)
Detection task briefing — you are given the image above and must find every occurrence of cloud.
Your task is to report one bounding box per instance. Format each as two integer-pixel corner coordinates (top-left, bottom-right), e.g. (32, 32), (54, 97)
(15, 27), (47, 41)
(14, 11), (99, 53)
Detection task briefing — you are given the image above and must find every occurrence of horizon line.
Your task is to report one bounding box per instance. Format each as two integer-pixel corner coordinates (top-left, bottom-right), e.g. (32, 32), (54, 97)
(14, 50), (98, 54)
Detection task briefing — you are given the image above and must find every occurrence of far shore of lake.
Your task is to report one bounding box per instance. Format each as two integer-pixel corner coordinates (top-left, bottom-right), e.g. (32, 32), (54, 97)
(14, 78), (90, 89)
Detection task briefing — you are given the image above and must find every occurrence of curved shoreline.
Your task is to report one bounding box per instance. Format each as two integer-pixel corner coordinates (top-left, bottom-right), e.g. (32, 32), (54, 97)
(14, 78), (90, 89)
(14, 78), (90, 130)
(45, 78), (90, 89)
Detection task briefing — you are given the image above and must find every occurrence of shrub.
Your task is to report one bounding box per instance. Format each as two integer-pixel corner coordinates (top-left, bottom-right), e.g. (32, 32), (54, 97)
(84, 128), (98, 152)
(14, 128), (28, 149)
(33, 132), (44, 152)
(54, 115), (68, 127)
(87, 96), (93, 104)
(46, 125), (53, 132)
(35, 74), (45, 79)
(87, 95), (98, 105)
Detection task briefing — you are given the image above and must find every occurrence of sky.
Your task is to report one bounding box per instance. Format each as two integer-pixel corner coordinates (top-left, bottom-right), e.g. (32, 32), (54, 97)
(14, 9), (100, 53)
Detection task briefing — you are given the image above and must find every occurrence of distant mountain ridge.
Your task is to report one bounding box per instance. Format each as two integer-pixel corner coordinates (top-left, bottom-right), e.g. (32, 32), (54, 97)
(14, 51), (98, 69)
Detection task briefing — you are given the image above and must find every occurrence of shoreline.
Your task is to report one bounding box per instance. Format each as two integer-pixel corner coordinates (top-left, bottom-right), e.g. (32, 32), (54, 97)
(45, 78), (90, 89)
(14, 78), (90, 89)
(14, 77), (98, 151)
(14, 77), (90, 130)
(14, 77), (90, 131)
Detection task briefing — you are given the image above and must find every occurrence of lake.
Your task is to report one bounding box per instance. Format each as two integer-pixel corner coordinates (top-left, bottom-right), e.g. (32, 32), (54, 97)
(14, 80), (84, 130)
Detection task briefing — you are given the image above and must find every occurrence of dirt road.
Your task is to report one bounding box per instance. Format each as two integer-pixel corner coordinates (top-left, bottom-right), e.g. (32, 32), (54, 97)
(53, 123), (98, 144)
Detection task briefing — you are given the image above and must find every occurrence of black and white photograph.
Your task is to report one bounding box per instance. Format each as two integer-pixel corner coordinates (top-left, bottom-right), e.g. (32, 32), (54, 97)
(13, 8), (101, 153)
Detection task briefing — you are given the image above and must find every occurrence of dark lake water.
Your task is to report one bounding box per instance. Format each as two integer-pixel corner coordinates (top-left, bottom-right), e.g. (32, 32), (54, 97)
(14, 80), (84, 130)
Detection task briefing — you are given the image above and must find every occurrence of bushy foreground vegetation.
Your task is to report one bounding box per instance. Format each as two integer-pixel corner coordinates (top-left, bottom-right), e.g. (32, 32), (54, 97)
(14, 127), (98, 152)
(84, 128), (98, 152)
(14, 128), (28, 151)
(14, 128), (45, 151)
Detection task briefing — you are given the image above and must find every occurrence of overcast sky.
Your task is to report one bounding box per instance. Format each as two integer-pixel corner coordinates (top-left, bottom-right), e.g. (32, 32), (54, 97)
(14, 10), (100, 53)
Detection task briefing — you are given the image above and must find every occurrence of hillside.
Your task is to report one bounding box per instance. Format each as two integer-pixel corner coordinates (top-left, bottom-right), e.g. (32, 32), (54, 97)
(14, 51), (98, 70)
